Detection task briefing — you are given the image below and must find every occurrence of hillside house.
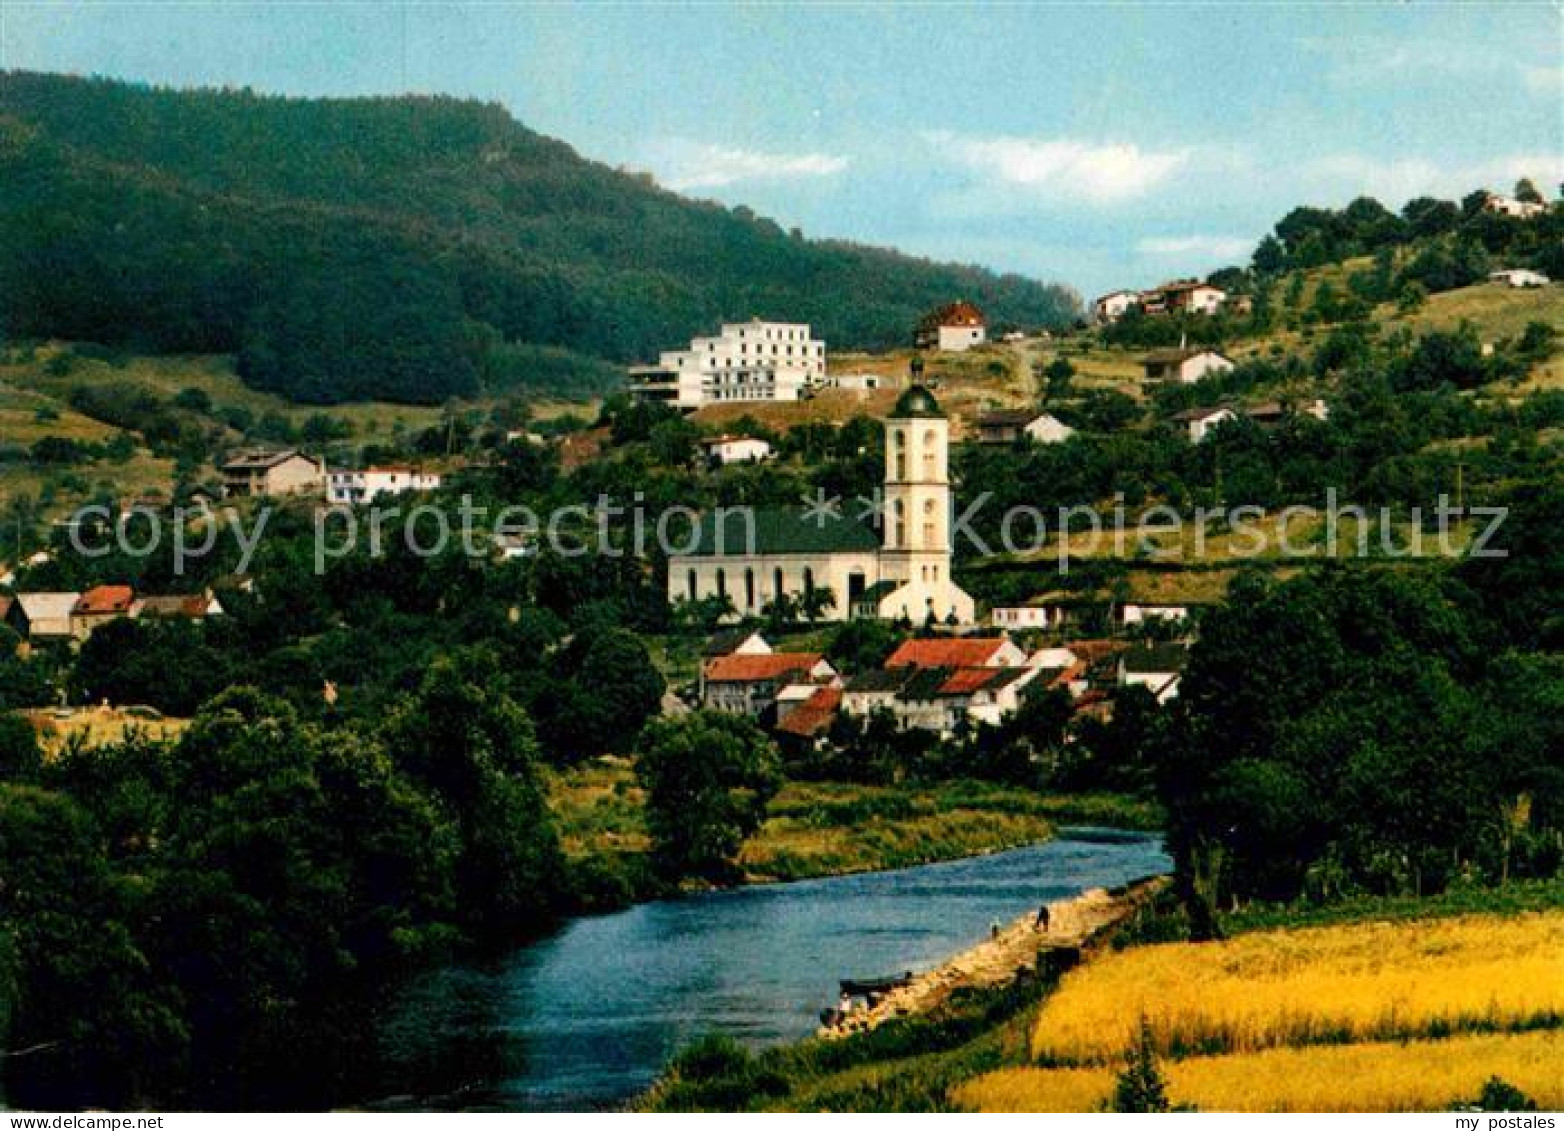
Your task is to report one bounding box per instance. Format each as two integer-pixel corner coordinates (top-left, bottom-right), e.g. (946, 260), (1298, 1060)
(6, 592), (80, 641)
(915, 301), (987, 352)
(990, 602), (1055, 630)
(135, 592), (224, 620)
(1120, 602), (1190, 626)
(221, 450), (324, 498)
(974, 409), (1074, 446)
(1142, 280), (1227, 317)
(72, 585), (135, 641)
(813, 373), (883, 392)
(1093, 290), (1140, 322)
(1118, 643), (1188, 703)
(702, 435), (773, 466)
(1172, 404), (1238, 443)
(1143, 349), (1235, 384)
(627, 319), (827, 407)
(1483, 193), (1547, 220)
(700, 651), (839, 717)
(701, 628), (772, 660)
(774, 685), (842, 746)
(1489, 268), (1551, 288)
(1245, 398), (1330, 428)
(327, 466), (442, 505)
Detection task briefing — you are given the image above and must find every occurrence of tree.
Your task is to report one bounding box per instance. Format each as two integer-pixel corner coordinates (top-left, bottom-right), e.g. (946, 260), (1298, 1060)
(0, 713), (41, 781)
(1041, 356), (1075, 403)
(1513, 178), (1543, 204)
(1112, 1018), (1172, 1112)
(636, 712), (781, 881)
(532, 627), (665, 763)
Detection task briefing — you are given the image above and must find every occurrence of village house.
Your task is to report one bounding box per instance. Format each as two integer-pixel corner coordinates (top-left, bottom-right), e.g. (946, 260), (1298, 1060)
(6, 592), (80, 641)
(71, 585), (136, 641)
(627, 319), (827, 407)
(1141, 280), (1228, 317)
(1118, 643), (1188, 702)
(699, 650), (839, 718)
(990, 602), (1055, 631)
(840, 636), (1039, 736)
(1489, 268), (1551, 288)
(134, 592), (224, 620)
(915, 301), (987, 352)
(1172, 404), (1239, 443)
(1093, 290), (1140, 322)
(1483, 193), (1547, 220)
(701, 435), (774, 466)
(326, 466), (442, 506)
(1143, 348), (1235, 384)
(773, 685), (843, 746)
(701, 628), (772, 660)
(812, 373), (883, 392)
(1245, 398), (1330, 428)
(974, 409), (1074, 446)
(221, 450), (324, 498)
(670, 384), (975, 625)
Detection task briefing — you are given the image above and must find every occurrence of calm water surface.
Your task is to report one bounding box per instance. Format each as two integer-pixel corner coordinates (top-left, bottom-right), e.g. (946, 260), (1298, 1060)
(367, 829), (1168, 1110)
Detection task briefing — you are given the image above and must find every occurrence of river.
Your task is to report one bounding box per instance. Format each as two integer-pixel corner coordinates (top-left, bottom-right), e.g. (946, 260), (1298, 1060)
(362, 829), (1168, 1110)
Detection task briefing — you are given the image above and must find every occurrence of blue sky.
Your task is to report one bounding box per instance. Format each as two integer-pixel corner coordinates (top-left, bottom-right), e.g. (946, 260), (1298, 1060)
(3, 2), (1560, 297)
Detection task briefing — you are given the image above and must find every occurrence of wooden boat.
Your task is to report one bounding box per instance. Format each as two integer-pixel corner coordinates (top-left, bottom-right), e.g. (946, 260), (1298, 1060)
(839, 972), (912, 996)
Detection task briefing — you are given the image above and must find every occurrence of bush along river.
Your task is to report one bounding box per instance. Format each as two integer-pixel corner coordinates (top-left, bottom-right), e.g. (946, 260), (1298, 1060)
(357, 828), (1170, 1111)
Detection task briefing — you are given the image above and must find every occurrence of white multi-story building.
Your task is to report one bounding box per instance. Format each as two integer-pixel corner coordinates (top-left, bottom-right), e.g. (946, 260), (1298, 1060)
(327, 466), (442, 506)
(627, 319), (827, 408)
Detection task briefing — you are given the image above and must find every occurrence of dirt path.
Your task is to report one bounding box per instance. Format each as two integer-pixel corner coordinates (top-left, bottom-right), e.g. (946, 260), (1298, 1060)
(820, 875), (1169, 1039)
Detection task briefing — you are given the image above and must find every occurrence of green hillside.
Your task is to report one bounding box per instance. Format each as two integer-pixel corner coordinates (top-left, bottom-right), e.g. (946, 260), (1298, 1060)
(0, 72), (1079, 405)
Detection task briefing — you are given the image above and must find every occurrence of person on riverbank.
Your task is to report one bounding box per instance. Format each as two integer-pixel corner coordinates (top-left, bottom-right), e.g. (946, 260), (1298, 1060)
(1034, 903), (1051, 932)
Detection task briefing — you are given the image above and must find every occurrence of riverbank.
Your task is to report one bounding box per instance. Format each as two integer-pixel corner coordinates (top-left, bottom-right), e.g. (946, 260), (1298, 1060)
(548, 760), (1160, 909)
(820, 876), (1171, 1039)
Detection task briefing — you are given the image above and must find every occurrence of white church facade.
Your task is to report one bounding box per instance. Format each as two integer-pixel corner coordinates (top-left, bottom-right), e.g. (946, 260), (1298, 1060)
(667, 385), (976, 625)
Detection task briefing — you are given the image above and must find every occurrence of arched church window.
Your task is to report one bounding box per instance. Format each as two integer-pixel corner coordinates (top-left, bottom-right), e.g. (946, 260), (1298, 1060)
(687, 569), (697, 601)
(715, 568), (727, 600)
(923, 429), (938, 478)
(774, 567), (785, 599)
(891, 499), (904, 548)
(745, 568), (755, 610)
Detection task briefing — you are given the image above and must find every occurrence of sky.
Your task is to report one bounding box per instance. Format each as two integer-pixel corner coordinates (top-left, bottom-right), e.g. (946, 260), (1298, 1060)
(3, 2), (1561, 298)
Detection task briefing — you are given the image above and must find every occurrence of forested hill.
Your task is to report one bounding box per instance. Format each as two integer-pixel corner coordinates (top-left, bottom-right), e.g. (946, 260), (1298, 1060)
(0, 72), (1079, 404)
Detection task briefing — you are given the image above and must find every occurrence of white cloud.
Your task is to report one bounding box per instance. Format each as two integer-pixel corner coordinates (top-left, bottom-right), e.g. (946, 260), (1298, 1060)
(643, 140), (848, 191)
(1136, 235), (1253, 259)
(1520, 64), (1564, 94)
(928, 132), (1191, 205)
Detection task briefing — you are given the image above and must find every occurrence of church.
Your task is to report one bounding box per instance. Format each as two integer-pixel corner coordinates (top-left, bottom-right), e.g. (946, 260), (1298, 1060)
(668, 384), (976, 625)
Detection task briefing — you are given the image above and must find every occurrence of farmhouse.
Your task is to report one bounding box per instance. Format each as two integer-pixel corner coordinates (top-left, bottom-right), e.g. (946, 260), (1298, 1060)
(1143, 348), (1235, 384)
(1142, 280), (1227, 317)
(1172, 404), (1238, 443)
(915, 301), (987, 352)
(627, 319), (827, 407)
(6, 592), (80, 641)
(327, 466), (442, 505)
(840, 635), (1039, 735)
(974, 409), (1074, 446)
(1483, 193), (1547, 220)
(221, 450), (324, 498)
(1489, 268), (1551, 288)
(71, 585), (135, 641)
(135, 592), (224, 620)
(1093, 290), (1140, 322)
(669, 385), (976, 625)
(990, 602), (1054, 631)
(1245, 398), (1330, 427)
(702, 435), (773, 466)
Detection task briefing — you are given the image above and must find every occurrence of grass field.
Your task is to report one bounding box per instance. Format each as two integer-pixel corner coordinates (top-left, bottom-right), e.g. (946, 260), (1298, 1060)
(1030, 911), (1564, 1064)
(956, 1029), (1564, 1113)
(547, 760), (1154, 886)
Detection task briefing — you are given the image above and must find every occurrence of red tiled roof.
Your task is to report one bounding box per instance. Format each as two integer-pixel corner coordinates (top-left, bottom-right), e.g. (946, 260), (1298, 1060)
(937, 667), (1005, 695)
(775, 686), (841, 738)
(919, 300), (986, 330)
(75, 585), (134, 615)
(704, 652), (826, 684)
(886, 637), (1010, 670)
(1064, 639), (1125, 663)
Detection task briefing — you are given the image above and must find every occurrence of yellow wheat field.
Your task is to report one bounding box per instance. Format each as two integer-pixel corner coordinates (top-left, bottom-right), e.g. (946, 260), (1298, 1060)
(1031, 912), (1564, 1062)
(956, 1029), (1564, 1112)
